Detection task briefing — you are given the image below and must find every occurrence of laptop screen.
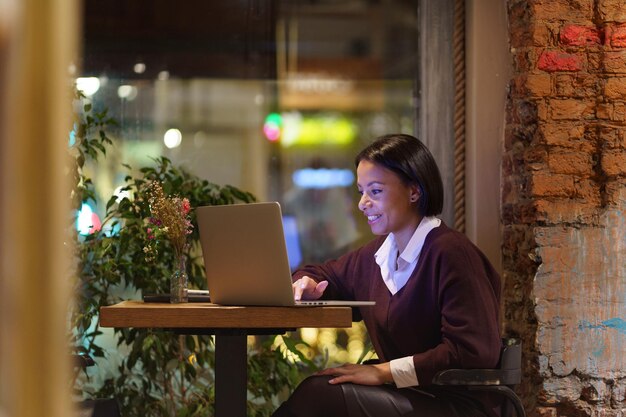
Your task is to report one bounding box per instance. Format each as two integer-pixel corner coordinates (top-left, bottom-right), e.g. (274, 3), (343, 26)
(281, 215), (302, 271)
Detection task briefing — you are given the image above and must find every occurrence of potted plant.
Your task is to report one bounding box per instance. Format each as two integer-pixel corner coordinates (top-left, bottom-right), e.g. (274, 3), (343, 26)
(69, 90), (317, 416)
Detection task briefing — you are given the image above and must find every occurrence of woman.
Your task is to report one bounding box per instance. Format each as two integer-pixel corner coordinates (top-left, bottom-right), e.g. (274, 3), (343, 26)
(273, 134), (502, 417)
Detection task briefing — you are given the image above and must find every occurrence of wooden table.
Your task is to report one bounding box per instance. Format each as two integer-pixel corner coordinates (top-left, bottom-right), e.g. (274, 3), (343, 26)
(100, 301), (353, 417)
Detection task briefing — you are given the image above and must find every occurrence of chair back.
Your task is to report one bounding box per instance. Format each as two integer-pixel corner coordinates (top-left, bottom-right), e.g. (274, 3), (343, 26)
(497, 339), (522, 386)
(431, 338), (526, 417)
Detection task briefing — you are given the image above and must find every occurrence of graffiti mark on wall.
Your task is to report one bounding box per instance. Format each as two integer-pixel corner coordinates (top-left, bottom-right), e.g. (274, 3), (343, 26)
(578, 318), (626, 336)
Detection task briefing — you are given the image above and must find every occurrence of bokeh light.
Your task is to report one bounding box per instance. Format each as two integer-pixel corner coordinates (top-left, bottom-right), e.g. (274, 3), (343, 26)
(164, 128), (183, 149)
(75, 77), (100, 97)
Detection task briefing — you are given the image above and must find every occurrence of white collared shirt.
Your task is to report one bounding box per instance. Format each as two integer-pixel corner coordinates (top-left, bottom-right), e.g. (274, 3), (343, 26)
(374, 216), (441, 388)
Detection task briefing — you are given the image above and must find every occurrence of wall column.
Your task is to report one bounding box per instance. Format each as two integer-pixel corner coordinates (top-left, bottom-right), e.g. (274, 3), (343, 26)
(504, 1), (626, 415)
(0, 0), (78, 416)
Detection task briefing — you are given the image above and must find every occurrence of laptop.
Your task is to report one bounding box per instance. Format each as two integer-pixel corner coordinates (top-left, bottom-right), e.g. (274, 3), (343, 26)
(195, 202), (375, 307)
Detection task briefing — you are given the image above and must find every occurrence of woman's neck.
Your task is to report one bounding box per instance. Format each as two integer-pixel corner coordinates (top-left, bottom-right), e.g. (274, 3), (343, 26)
(393, 215), (423, 253)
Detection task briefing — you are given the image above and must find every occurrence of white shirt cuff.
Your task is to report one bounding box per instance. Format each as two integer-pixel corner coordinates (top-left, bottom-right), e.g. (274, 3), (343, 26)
(389, 356), (419, 388)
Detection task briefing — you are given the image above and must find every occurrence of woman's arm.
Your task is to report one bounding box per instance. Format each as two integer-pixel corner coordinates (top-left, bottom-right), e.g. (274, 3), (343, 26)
(291, 238), (382, 301)
(315, 362), (393, 386)
(411, 236), (502, 385)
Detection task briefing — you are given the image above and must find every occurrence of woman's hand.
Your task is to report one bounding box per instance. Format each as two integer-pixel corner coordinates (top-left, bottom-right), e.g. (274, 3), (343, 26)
(315, 363), (393, 386)
(293, 276), (328, 300)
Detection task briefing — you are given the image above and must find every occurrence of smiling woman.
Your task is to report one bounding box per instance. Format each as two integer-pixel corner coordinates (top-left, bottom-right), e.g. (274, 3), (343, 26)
(357, 160), (422, 252)
(275, 134), (502, 417)
(355, 134), (444, 253)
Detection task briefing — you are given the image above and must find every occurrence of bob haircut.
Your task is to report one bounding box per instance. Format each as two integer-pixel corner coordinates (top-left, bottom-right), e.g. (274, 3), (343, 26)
(355, 134), (444, 216)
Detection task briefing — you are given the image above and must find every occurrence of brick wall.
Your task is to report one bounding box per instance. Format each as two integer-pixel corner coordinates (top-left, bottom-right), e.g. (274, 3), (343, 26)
(504, 1), (626, 416)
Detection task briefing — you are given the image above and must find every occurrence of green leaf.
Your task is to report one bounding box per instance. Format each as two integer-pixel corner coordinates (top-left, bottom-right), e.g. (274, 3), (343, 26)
(105, 195), (118, 211)
(142, 335), (154, 352)
(280, 335), (315, 368)
(165, 358), (179, 373)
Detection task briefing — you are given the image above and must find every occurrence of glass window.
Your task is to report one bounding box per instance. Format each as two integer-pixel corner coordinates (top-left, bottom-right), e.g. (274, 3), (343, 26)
(79, 0), (418, 266)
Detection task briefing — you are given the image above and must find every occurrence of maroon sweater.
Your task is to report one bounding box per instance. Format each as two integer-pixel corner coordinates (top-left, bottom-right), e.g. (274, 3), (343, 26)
(293, 223), (502, 407)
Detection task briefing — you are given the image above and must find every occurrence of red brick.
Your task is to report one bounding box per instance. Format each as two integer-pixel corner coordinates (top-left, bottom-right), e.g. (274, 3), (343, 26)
(598, 125), (625, 148)
(531, 172), (576, 197)
(555, 75), (575, 96)
(537, 100), (549, 121)
(607, 23), (626, 48)
(532, 24), (551, 47)
(604, 77), (626, 99)
(534, 199), (599, 224)
(597, 103), (614, 119)
(588, 52), (602, 72)
(601, 149), (626, 176)
(615, 102), (626, 121)
(598, 0), (626, 22)
(554, 74), (598, 97)
(532, 0), (594, 23)
(511, 22), (553, 49)
(549, 99), (594, 120)
(605, 180), (626, 205)
(511, 75), (537, 98)
(547, 150), (593, 175)
(560, 25), (601, 46)
(603, 51), (626, 73)
(575, 178), (601, 203)
(598, 102), (626, 122)
(538, 50), (583, 72)
(527, 73), (552, 96)
(540, 123), (589, 149)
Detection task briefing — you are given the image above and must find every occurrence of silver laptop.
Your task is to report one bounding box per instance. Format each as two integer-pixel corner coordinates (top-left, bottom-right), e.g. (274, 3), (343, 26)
(196, 202), (375, 307)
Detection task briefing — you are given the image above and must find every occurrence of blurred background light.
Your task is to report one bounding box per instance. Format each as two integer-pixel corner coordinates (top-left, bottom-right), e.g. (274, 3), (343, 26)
(76, 203), (102, 235)
(164, 128), (183, 149)
(281, 111), (302, 146)
(193, 131), (208, 148)
(263, 112), (282, 142)
(292, 168), (355, 189)
(75, 77), (100, 97)
(117, 85), (138, 101)
(281, 113), (357, 147)
(102, 222), (121, 237)
(133, 62), (146, 74)
(68, 124), (77, 147)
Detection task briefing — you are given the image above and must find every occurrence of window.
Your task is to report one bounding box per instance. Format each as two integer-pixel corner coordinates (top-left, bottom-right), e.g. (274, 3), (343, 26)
(79, 0), (420, 265)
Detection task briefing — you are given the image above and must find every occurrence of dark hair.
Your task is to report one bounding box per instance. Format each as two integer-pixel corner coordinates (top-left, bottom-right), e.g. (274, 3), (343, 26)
(355, 134), (444, 216)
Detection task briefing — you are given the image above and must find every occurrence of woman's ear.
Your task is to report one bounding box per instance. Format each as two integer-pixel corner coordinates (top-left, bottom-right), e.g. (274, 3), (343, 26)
(409, 184), (421, 203)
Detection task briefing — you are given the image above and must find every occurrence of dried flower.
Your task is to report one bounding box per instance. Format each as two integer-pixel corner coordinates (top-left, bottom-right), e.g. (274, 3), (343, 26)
(144, 181), (193, 261)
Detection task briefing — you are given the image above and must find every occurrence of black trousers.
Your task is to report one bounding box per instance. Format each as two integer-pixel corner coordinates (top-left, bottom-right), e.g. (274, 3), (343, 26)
(272, 375), (491, 417)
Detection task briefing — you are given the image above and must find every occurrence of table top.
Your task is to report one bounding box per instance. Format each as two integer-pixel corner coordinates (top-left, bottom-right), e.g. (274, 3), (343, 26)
(100, 300), (353, 329)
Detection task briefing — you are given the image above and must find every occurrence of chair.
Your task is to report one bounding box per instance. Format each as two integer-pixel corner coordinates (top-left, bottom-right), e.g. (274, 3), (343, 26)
(73, 353), (122, 417)
(431, 339), (525, 417)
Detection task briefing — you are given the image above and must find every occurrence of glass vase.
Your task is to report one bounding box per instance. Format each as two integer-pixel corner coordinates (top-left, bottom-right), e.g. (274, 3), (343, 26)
(170, 254), (188, 303)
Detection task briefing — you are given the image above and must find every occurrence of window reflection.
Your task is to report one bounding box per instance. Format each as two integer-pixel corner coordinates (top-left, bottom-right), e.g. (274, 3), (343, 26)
(79, 0), (418, 266)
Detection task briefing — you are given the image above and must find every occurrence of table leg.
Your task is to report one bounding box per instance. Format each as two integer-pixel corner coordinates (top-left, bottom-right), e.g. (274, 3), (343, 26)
(214, 332), (247, 417)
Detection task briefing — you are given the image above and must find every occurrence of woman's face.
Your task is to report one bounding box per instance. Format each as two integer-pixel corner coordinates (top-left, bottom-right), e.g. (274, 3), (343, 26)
(356, 160), (421, 243)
